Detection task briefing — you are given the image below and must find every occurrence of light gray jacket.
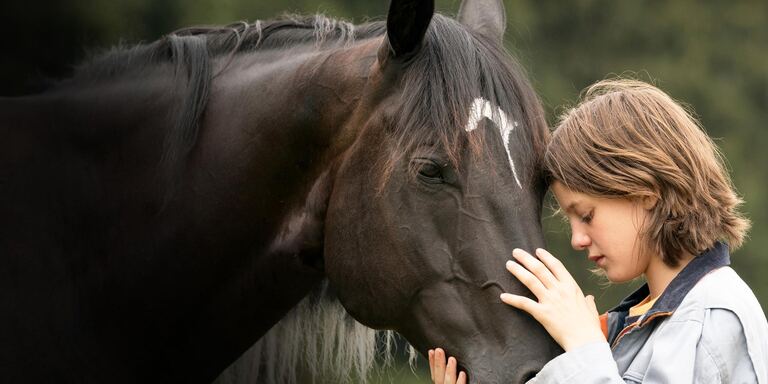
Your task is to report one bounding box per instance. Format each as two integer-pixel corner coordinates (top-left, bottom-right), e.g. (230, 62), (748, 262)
(530, 242), (768, 383)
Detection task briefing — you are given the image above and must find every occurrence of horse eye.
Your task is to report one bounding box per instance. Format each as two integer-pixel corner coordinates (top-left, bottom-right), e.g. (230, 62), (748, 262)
(416, 160), (444, 183)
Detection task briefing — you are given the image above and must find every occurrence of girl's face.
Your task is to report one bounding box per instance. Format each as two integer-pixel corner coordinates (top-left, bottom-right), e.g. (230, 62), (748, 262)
(551, 181), (654, 283)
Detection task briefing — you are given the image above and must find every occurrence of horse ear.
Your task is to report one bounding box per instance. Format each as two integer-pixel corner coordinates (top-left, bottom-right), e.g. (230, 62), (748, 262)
(378, 0), (434, 65)
(457, 0), (506, 44)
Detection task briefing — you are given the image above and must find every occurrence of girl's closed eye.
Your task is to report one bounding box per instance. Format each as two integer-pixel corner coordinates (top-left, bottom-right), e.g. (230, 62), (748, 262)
(580, 210), (593, 224)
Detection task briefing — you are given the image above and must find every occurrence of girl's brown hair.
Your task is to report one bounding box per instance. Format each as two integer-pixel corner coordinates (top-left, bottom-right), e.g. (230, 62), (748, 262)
(544, 79), (750, 266)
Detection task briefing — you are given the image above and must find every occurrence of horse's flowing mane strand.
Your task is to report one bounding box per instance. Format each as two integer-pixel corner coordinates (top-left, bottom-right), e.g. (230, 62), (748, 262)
(214, 281), (417, 384)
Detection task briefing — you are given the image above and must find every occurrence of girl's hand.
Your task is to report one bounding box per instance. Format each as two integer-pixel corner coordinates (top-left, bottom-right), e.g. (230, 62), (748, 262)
(428, 348), (466, 384)
(500, 248), (605, 351)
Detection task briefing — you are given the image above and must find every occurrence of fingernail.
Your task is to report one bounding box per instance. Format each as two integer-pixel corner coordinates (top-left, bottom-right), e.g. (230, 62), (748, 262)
(506, 260), (514, 268)
(500, 293), (512, 300)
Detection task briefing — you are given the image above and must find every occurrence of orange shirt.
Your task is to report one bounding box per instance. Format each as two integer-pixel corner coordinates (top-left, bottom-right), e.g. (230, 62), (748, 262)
(628, 296), (658, 317)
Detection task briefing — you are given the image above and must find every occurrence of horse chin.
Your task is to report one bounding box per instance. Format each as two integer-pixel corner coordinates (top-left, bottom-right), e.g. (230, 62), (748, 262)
(460, 355), (545, 384)
(448, 329), (559, 384)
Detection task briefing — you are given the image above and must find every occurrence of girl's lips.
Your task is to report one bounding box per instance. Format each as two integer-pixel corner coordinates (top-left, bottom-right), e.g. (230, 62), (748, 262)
(588, 255), (606, 266)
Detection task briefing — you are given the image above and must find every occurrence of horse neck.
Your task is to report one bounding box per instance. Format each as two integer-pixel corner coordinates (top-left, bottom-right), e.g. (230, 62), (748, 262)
(174, 40), (384, 378)
(190, 40), (379, 239)
(0, 41), (382, 380)
(214, 39), (378, 154)
(0, 74), (177, 246)
(0, 73), (177, 172)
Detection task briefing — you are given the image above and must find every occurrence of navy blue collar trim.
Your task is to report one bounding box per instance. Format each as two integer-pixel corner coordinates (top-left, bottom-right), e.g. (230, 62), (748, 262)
(609, 241), (731, 316)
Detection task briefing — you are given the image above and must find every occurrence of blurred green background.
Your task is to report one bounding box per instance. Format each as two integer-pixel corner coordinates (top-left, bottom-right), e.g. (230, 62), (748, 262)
(2, 0), (765, 382)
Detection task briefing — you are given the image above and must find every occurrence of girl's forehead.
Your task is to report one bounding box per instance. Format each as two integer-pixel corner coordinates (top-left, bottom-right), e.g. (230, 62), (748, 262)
(551, 181), (583, 199)
(551, 181), (627, 213)
(551, 182), (589, 211)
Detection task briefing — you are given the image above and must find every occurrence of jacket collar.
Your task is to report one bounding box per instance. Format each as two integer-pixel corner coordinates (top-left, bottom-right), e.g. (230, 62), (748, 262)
(610, 241), (731, 316)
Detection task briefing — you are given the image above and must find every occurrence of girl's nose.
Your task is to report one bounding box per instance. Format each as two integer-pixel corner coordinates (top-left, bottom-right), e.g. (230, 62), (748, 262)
(571, 231), (591, 250)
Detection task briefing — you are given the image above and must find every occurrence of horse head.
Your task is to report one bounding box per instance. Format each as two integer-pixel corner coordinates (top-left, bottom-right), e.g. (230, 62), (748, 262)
(322, 0), (562, 382)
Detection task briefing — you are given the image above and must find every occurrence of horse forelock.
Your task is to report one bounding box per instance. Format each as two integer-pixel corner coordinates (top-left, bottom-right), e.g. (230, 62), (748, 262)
(214, 281), (417, 384)
(380, 14), (549, 188)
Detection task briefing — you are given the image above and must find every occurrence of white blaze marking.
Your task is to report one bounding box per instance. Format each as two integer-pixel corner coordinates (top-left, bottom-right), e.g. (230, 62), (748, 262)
(464, 97), (522, 188)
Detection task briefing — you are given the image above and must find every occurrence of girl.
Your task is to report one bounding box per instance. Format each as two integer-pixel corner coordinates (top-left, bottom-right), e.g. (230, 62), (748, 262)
(429, 79), (768, 383)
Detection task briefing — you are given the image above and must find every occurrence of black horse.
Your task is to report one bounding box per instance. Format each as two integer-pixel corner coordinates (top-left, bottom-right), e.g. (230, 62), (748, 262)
(0, 0), (560, 383)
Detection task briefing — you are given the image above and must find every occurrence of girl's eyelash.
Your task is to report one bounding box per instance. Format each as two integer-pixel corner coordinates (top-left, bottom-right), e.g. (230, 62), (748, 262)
(581, 211), (593, 223)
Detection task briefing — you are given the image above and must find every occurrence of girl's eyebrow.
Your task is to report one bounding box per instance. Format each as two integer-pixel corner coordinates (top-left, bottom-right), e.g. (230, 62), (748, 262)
(563, 200), (583, 215)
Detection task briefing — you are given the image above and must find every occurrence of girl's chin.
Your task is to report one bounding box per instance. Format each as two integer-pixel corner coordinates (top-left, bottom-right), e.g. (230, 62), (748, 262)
(590, 266), (636, 284)
(605, 271), (636, 284)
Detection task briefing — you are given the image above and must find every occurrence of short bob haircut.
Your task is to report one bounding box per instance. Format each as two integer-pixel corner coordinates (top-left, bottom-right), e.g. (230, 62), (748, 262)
(544, 79), (750, 267)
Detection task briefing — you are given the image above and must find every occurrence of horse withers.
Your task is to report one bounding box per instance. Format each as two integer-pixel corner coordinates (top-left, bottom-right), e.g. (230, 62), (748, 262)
(0, 0), (560, 383)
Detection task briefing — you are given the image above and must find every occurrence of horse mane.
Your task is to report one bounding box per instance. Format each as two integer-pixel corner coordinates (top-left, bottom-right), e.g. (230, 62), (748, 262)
(66, 14), (384, 84)
(214, 281), (418, 384)
(55, 15), (386, 203)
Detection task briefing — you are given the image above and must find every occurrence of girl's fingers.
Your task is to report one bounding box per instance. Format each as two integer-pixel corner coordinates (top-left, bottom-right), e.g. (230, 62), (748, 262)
(429, 351), (466, 384)
(433, 348), (446, 384)
(512, 248), (558, 288)
(500, 292), (540, 318)
(445, 357), (457, 384)
(535, 248), (577, 286)
(586, 294), (598, 315)
(429, 349), (435, 381)
(506, 259), (547, 298)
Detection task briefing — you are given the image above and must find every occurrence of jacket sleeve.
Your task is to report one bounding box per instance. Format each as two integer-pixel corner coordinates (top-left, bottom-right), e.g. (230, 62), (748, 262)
(526, 341), (624, 384)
